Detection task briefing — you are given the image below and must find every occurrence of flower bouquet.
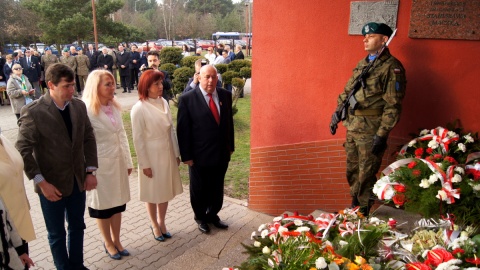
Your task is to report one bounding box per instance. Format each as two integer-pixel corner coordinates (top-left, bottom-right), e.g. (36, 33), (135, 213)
(373, 124), (480, 228)
(235, 211), (480, 270)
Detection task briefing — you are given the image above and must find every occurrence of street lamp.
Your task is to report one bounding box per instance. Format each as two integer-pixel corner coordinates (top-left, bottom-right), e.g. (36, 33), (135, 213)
(134, 0), (140, 12)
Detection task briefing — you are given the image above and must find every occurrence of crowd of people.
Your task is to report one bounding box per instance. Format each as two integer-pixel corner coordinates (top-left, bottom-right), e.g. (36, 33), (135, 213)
(0, 39), (235, 268)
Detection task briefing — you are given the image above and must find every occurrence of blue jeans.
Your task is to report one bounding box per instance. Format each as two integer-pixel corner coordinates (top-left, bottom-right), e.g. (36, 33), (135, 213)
(39, 181), (86, 270)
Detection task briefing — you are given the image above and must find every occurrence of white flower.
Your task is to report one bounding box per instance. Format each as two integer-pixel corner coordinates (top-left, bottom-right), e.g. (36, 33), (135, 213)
(452, 174), (462, 183)
(408, 140), (416, 147)
(472, 183), (480, 191)
(419, 179), (431, 188)
(262, 246), (271, 254)
(464, 134), (474, 143)
(458, 143), (466, 152)
(268, 258), (275, 267)
(261, 229), (269, 238)
(436, 190), (448, 201)
(315, 257), (328, 269)
(428, 174), (439, 184)
(447, 131), (457, 138)
(295, 226), (310, 232)
(258, 224), (266, 232)
(373, 176), (395, 200)
(253, 241), (261, 247)
(428, 140), (439, 149)
(420, 129), (430, 136)
(454, 167), (464, 174)
(273, 216), (282, 222)
(250, 231), (256, 239)
(278, 226), (288, 234)
(369, 217), (381, 224)
(436, 259), (462, 270)
(294, 219), (303, 226)
(339, 240), (348, 247)
(436, 162), (443, 168)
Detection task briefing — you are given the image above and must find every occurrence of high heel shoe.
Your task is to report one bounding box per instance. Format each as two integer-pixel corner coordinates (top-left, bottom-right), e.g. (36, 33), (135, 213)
(150, 226), (165, 242)
(160, 229), (172, 238)
(116, 247), (130, 256)
(104, 243), (121, 260)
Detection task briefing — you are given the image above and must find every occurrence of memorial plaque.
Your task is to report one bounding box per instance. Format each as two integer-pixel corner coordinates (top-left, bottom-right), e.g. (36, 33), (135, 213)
(349, 0), (399, 35)
(409, 0), (480, 40)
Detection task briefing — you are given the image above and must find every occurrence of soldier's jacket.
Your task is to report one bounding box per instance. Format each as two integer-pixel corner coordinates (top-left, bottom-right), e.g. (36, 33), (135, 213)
(75, 55), (90, 76)
(41, 54), (59, 73)
(60, 55), (77, 74)
(337, 48), (406, 137)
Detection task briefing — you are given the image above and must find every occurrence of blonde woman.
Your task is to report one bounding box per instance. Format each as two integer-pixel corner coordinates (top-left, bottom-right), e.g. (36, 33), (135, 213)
(82, 70), (133, 260)
(6, 64), (34, 119)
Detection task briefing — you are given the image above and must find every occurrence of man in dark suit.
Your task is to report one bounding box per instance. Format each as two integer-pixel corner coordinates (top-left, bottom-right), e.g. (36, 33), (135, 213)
(177, 64), (235, 234)
(96, 47), (114, 73)
(16, 63), (98, 270)
(234, 44), (245, 60)
(128, 44), (141, 90)
(116, 44), (131, 93)
(86, 44), (98, 71)
(20, 49), (42, 98)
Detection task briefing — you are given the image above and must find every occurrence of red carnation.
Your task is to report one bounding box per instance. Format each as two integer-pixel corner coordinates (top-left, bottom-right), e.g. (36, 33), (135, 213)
(408, 161), (417, 169)
(433, 154), (443, 160)
(426, 148), (434, 154)
(414, 148), (424, 157)
(392, 193), (406, 207)
(413, 170), (421, 177)
(444, 156), (458, 164)
(451, 248), (464, 256)
(394, 184), (406, 193)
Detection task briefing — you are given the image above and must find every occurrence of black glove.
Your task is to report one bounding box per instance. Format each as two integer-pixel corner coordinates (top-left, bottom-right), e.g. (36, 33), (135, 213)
(371, 135), (387, 155)
(329, 112), (340, 135)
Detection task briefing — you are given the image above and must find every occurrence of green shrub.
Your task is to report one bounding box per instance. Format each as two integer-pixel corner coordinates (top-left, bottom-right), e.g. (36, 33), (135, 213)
(221, 71), (239, 85)
(180, 56), (202, 68)
(239, 67), (251, 79)
(160, 63), (177, 79)
(159, 47), (183, 65)
(215, 64), (228, 75)
(172, 67), (194, 97)
(231, 77), (245, 88)
(228, 60), (251, 72)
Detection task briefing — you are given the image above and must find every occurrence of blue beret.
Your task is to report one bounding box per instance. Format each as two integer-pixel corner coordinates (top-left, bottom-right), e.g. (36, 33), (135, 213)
(77, 47), (82, 51)
(44, 47), (51, 51)
(362, 22), (393, 37)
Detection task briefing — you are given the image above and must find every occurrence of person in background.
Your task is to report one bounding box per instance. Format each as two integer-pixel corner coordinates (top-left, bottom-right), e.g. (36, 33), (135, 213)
(75, 47), (90, 95)
(82, 70), (133, 260)
(0, 132), (36, 269)
(204, 47), (216, 64)
(97, 47), (114, 73)
(177, 65), (234, 234)
(116, 44), (131, 93)
(108, 47), (118, 88)
(183, 59), (221, 94)
(60, 48), (78, 95)
(3, 54), (14, 82)
(20, 49), (41, 99)
(331, 22), (406, 216)
(86, 44), (98, 71)
(16, 63), (98, 270)
(131, 70), (183, 242)
(6, 63), (34, 119)
(140, 51), (173, 101)
(69, 46), (78, 56)
(194, 48), (202, 56)
(129, 44), (141, 91)
(224, 45), (235, 62)
(234, 44), (244, 60)
(181, 44), (191, 57)
(0, 53), (5, 106)
(41, 47), (59, 93)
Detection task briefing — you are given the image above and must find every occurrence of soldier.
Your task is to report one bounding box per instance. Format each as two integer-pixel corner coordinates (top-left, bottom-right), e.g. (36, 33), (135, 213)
(60, 48), (78, 95)
(75, 47), (90, 95)
(334, 22), (406, 216)
(40, 47), (59, 93)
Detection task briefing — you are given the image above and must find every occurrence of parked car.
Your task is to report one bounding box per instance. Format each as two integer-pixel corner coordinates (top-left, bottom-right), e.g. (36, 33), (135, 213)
(146, 40), (163, 51)
(4, 44), (26, 54)
(197, 40), (215, 50)
(29, 43), (46, 54)
(49, 45), (59, 55)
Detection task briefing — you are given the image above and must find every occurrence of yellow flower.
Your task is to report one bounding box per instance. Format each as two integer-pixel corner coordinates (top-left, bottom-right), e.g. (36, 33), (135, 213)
(309, 268), (317, 270)
(354, 256), (367, 265)
(347, 262), (360, 270)
(360, 264), (373, 270)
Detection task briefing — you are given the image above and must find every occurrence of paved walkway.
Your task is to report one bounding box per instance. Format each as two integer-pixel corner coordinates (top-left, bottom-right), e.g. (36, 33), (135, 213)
(0, 81), (276, 270)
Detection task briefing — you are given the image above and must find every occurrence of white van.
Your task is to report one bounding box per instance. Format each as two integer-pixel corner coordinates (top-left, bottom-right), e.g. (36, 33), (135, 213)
(29, 43), (46, 54)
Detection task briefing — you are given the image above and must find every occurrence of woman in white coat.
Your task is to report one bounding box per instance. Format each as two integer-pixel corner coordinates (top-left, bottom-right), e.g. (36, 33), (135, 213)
(82, 70), (133, 260)
(131, 70), (183, 242)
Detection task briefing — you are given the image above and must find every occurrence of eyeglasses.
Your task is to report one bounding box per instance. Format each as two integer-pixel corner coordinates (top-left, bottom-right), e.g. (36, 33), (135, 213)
(25, 51), (31, 53)
(13, 68), (23, 70)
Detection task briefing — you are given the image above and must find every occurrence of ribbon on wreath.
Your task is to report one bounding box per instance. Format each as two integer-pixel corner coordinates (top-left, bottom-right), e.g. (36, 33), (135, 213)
(338, 221), (356, 237)
(399, 127), (459, 155)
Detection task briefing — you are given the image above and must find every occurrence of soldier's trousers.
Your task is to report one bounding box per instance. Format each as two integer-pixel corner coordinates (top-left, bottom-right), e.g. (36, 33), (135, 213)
(344, 130), (385, 207)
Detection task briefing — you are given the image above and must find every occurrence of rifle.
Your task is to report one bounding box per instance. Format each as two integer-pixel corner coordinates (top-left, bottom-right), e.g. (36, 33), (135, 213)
(329, 28), (397, 135)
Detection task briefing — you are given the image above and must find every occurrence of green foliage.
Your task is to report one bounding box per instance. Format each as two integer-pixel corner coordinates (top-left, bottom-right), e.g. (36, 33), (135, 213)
(172, 67), (194, 96)
(232, 77), (245, 89)
(228, 60), (252, 72)
(239, 67), (252, 79)
(160, 47), (183, 65)
(221, 71), (239, 85)
(215, 64), (229, 74)
(186, 0), (234, 17)
(180, 56), (202, 69)
(160, 63), (177, 75)
(335, 225), (388, 261)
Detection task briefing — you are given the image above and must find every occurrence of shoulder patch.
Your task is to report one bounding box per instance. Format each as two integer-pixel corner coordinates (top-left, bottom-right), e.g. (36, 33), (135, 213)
(394, 68), (402, 74)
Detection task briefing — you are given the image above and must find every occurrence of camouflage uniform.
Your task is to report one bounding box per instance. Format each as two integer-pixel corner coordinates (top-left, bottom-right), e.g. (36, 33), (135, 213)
(60, 55), (77, 75)
(75, 54), (90, 92)
(40, 54), (59, 74)
(337, 48), (406, 211)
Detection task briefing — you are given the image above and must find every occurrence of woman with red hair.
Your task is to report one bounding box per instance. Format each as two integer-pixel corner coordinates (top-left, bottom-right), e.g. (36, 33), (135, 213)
(131, 70), (183, 242)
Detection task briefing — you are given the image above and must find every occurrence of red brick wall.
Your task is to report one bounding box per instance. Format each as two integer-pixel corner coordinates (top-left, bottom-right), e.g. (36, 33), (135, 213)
(249, 137), (409, 216)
